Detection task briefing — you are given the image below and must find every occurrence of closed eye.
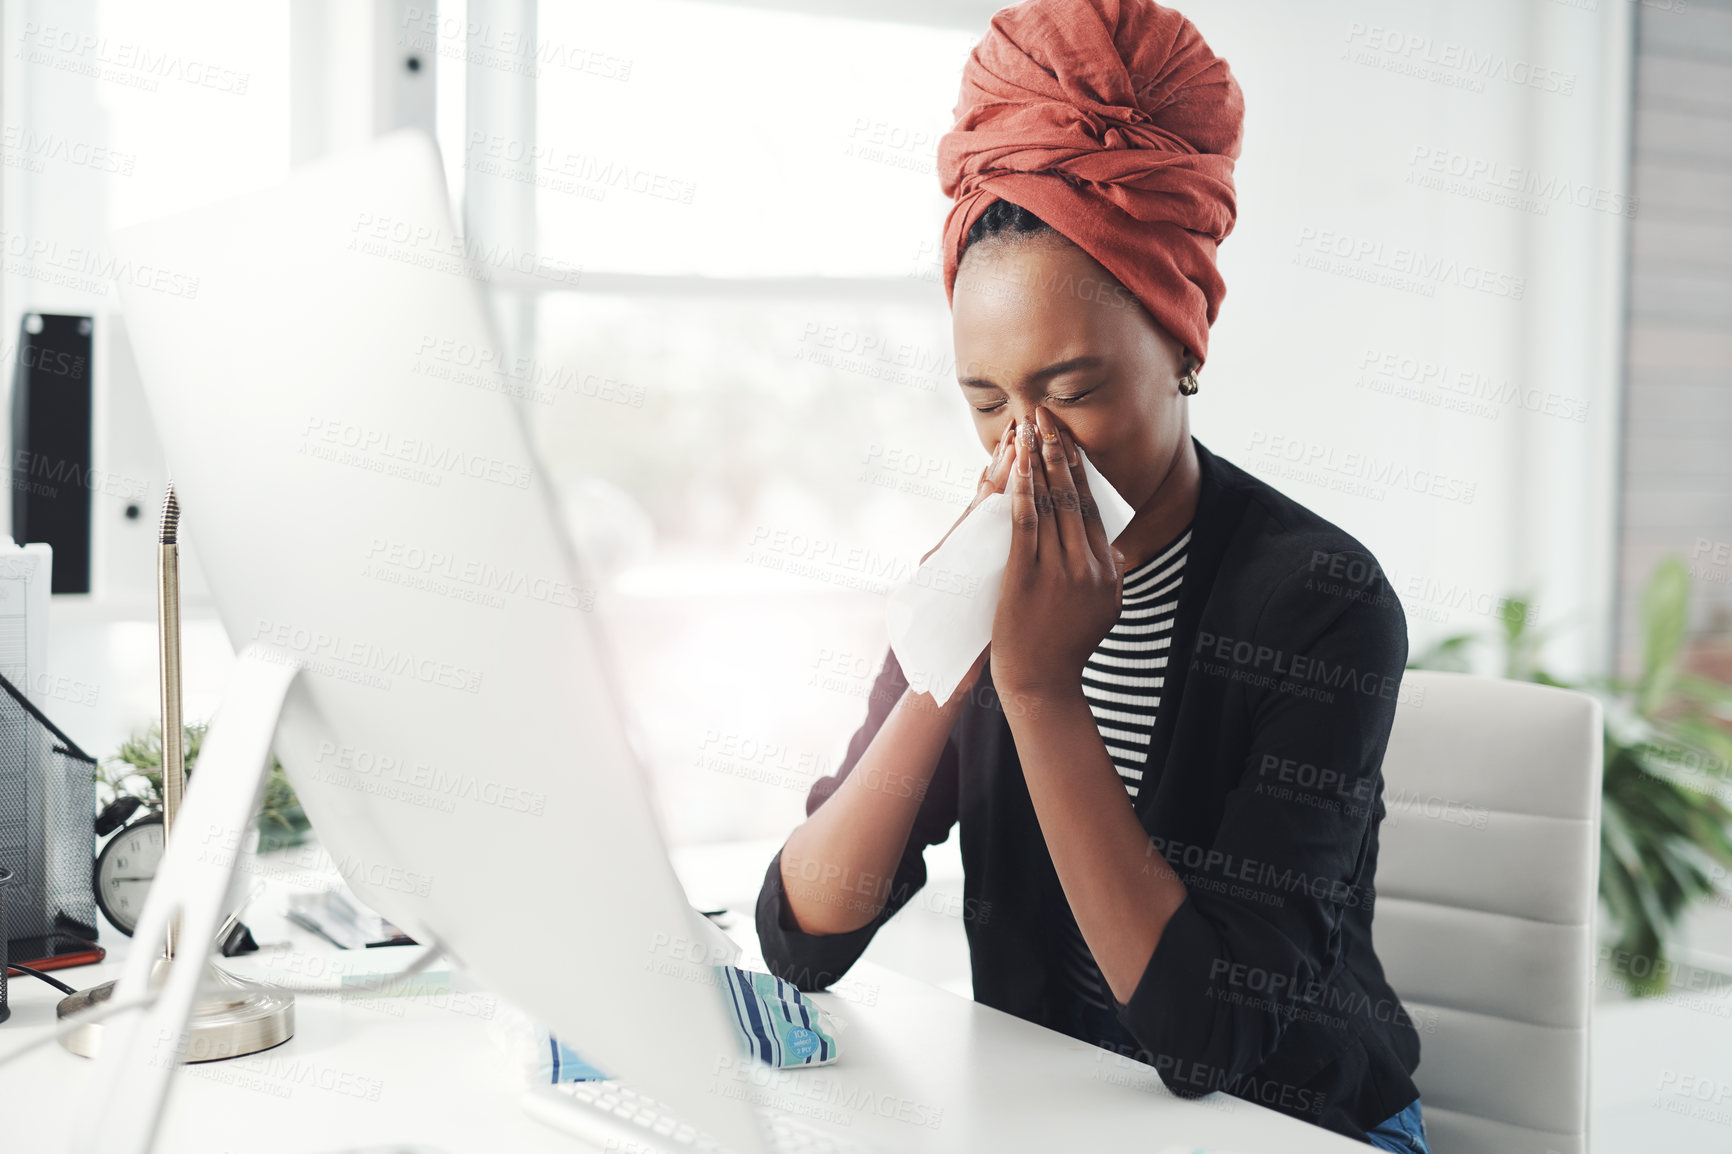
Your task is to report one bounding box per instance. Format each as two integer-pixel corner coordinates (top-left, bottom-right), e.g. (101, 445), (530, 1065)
(968, 384), (1098, 413)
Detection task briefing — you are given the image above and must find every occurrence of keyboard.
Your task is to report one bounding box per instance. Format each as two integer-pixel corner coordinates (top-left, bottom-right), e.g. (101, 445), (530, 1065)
(521, 1079), (880, 1154)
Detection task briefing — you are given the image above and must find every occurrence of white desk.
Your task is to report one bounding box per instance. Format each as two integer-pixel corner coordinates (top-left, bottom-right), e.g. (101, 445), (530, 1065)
(3, 893), (1364, 1153)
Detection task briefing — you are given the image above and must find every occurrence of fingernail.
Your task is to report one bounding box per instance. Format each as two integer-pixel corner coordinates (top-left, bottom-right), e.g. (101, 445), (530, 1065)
(1037, 406), (1058, 442)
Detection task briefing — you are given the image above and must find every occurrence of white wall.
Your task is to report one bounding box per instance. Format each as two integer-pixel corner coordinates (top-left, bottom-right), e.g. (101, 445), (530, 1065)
(0, 0), (291, 754)
(1178, 0), (1632, 677)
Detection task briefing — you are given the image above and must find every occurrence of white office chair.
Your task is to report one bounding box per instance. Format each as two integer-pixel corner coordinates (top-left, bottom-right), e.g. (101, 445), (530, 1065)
(1374, 670), (1603, 1154)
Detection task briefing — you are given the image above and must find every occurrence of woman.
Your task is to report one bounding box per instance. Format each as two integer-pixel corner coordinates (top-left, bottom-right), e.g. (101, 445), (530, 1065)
(756, 1), (1427, 1149)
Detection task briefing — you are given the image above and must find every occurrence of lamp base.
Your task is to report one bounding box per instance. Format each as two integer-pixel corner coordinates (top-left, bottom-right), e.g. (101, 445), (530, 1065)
(56, 956), (294, 1061)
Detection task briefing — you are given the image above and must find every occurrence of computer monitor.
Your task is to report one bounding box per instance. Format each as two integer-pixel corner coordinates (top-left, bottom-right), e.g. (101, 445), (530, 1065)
(97, 130), (768, 1153)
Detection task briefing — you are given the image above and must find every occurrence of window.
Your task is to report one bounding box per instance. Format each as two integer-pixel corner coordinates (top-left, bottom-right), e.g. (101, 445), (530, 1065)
(532, 0), (972, 277)
(468, 1), (985, 843)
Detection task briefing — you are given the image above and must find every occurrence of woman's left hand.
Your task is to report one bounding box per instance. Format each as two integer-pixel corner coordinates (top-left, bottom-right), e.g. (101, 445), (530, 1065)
(989, 405), (1127, 701)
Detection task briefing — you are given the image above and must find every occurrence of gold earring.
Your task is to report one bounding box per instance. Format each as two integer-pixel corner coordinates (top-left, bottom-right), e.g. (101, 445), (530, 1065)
(1178, 364), (1200, 396)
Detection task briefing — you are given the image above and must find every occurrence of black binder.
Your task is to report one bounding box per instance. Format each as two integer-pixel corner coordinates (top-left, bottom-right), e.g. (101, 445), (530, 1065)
(9, 313), (94, 594)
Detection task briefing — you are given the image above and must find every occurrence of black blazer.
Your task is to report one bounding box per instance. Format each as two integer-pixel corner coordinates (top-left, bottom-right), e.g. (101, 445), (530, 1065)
(756, 438), (1422, 1143)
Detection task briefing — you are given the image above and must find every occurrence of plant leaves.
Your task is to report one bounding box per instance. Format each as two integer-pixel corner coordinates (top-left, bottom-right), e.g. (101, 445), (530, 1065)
(1639, 557), (1691, 716)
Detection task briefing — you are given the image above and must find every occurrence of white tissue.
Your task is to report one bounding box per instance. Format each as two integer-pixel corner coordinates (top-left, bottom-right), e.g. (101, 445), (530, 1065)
(885, 448), (1136, 707)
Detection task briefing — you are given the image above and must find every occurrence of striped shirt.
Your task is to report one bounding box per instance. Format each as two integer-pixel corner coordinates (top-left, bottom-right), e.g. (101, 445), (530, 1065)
(1054, 522), (1192, 1009)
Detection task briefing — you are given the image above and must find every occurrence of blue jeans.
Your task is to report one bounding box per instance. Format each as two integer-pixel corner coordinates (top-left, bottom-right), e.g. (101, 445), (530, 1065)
(1365, 1098), (1429, 1152)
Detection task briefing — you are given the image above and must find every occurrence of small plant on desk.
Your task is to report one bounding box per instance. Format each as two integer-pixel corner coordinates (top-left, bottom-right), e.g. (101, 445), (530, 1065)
(98, 720), (312, 853)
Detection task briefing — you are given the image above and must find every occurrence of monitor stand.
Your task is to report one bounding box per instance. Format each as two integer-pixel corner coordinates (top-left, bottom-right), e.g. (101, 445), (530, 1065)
(72, 647), (301, 1154)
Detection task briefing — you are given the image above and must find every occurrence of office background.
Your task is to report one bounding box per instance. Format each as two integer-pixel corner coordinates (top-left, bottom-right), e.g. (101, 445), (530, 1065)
(0, 0), (1727, 1146)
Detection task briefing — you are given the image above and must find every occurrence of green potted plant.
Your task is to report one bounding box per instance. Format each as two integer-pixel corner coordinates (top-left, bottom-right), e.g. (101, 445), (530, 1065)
(97, 720), (312, 854)
(1409, 556), (1732, 996)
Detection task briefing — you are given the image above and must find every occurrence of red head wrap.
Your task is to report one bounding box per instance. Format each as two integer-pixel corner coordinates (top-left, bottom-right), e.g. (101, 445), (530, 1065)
(938, 0), (1244, 364)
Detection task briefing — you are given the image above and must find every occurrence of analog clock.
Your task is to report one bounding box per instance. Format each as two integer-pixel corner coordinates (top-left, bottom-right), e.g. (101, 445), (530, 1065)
(95, 814), (164, 936)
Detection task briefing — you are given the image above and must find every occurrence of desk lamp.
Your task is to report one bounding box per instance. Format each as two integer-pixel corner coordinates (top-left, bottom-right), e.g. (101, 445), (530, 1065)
(56, 484), (295, 1059)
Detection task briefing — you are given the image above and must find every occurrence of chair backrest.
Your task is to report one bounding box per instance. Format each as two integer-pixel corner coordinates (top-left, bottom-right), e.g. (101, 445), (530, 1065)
(1374, 670), (1603, 1154)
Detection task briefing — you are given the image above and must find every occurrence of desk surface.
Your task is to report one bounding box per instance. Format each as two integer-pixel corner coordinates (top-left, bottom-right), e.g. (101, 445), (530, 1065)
(3, 886), (1364, 1154)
